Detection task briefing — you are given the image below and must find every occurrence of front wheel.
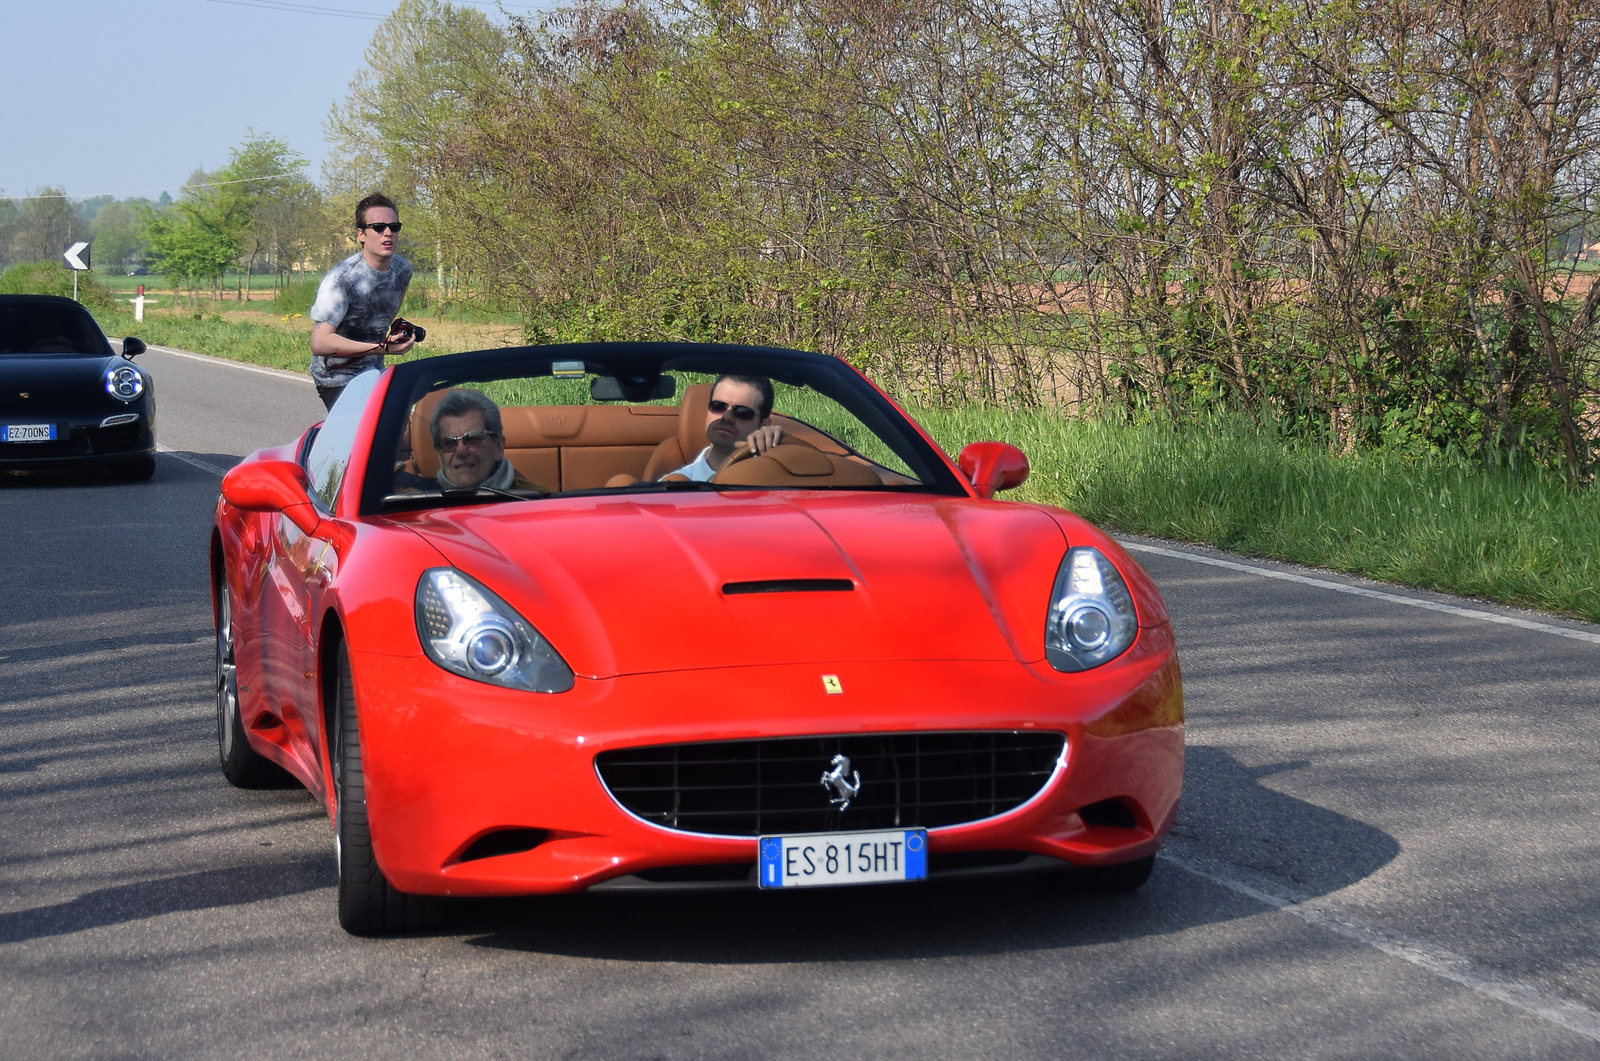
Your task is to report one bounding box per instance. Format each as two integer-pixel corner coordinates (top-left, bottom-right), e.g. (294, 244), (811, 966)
(333, 647), (436, 935)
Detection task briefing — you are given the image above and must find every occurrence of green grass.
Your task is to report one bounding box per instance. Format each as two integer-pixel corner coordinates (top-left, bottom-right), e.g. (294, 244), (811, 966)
(912, 406), (1600, 623)
(97, 308), (312, 372)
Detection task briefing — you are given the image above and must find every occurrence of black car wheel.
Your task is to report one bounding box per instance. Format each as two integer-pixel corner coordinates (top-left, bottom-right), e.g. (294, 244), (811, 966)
(216, 580), (283, 787)
(1035, 854), (1155, 895)
(333, 647), (436, 936)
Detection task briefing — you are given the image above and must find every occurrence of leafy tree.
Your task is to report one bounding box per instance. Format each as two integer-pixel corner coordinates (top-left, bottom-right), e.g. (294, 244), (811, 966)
(143, 170), (239, 306)
(212, 133), (322, 298)
(92, 200), (151, 274)
(325, 0), (510, 291)
(11, 188), (85, 265)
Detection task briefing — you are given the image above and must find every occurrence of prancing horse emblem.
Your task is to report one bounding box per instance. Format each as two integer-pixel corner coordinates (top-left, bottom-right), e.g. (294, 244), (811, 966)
(821, 754), (861, 811)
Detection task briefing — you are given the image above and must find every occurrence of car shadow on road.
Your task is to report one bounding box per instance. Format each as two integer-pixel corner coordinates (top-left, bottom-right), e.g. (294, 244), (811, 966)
(454, 744), (1400, 963)
(0, 855), (333, 945)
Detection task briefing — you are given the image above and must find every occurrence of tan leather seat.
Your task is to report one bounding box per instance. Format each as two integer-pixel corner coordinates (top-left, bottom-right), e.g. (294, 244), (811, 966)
(641, 382), (714, 481)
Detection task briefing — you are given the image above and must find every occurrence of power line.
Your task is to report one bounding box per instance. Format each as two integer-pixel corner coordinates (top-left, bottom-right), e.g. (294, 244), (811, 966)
(2, 172), (303, 203)
(196, 0), (550, 20)
(199, 0), (383, 20)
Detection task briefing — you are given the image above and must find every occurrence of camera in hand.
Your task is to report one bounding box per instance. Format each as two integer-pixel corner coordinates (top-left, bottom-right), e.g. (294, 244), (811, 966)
(389, 317), (426, 344)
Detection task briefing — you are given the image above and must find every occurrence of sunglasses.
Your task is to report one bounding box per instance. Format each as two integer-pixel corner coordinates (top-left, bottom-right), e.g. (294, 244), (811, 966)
(438, 429), (497, 452)
(361, 221), (402, 234)
(708, 399), (758, 422)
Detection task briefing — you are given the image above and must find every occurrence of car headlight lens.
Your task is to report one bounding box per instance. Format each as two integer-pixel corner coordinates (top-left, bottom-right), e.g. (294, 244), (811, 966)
(415, 568), (574, 693)
(105, 364), (144, 402)
(1045, 547), (1138, 671)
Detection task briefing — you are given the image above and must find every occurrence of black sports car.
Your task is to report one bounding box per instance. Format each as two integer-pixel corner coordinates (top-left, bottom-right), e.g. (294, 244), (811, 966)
(0, 295), (156, 480)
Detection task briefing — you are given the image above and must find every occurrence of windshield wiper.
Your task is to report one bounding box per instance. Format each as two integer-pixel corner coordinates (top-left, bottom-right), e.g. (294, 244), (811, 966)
(440, 483), (543, 502)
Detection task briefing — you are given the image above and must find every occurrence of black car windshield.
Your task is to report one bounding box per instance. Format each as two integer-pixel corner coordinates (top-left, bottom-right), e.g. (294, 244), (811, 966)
(366, 344), (966, 511)
(0, 301), (112, 356)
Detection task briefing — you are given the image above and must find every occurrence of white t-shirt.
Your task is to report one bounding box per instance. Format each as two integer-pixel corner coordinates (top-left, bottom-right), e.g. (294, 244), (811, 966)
(667, 446), (716, 481)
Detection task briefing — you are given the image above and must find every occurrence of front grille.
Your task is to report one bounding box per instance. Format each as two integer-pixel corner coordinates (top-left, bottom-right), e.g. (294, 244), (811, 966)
(596, 731), (1065, 836)
(87, 422), (143, 453)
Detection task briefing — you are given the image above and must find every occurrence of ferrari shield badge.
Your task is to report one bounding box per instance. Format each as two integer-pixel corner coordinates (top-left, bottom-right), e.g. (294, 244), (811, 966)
(821, 674), (843, 694)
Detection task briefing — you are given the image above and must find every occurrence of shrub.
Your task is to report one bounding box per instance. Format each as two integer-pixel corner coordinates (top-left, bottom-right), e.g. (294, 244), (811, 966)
(0, 262), (116, 311)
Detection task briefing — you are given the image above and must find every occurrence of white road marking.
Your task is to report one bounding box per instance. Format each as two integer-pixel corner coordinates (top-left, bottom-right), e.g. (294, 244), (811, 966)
(1161, 849), (1600, 1042)
(119, 339), (313, 385)
(156, 446), (233, 477)
(1119, 540), (1600, 647)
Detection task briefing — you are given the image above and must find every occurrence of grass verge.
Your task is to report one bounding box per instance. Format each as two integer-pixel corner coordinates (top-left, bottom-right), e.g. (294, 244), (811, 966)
(914, 406), (1599, 623)
(98, 310), (311, 373)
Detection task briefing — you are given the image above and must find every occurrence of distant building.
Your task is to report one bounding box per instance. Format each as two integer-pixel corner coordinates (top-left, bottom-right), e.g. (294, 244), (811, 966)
(1580, 240), (1600, 262)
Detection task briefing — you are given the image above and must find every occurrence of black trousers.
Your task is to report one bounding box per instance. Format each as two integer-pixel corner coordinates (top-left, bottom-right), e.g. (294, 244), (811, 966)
(316, 384), (344, 410)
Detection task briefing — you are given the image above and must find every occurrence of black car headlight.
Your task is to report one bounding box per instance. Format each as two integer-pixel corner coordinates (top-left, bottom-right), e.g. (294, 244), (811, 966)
(415, 568), (574, 693)
(1045, 547), (1139, 672)
(105, 364), (145, 402)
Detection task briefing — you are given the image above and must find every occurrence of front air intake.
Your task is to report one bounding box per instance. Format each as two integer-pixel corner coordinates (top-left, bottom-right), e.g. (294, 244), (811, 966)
(596, 731), (1065, 837)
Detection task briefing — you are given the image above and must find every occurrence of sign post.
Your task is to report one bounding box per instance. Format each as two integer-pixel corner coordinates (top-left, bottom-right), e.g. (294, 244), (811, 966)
(62, 241), (91, 302)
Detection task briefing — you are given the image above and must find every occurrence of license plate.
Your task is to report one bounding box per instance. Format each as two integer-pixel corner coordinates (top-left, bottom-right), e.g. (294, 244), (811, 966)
(3, 423), (55, 442)
(758, 828), (927, 889)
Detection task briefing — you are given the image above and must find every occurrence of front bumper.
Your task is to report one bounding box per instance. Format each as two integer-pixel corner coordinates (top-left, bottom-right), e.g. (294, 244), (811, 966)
(348, 628), (1183, 897)
(0, 411), (154, 468)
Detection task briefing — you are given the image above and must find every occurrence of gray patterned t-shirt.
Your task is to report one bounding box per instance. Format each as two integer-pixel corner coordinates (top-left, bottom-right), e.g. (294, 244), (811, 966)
(308, 251), (412, 387)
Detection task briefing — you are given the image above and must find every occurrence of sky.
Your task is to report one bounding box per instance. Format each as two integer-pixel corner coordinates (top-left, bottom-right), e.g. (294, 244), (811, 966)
(0, 0), (550, 203)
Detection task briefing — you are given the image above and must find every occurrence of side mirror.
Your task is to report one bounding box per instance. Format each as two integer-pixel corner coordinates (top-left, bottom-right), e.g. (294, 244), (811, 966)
(121, 337), (146, 358)
(221, 459), (321, 534)
(958, 441), (1030, 499)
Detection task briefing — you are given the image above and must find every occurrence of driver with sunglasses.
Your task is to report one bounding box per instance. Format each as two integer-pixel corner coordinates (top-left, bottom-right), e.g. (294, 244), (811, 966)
(308, 192), (415, 410)
(664, 374), (786, 481)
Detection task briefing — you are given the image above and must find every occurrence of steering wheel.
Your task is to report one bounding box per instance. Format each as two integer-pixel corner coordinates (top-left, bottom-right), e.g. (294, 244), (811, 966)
(711, 436), (816, 483)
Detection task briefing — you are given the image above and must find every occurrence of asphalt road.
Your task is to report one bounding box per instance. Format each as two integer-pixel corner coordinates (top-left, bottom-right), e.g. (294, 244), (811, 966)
(3, 344), (1599, 1059)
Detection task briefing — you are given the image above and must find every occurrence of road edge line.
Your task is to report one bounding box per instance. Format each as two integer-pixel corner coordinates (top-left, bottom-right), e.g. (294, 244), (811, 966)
(117, 338), (313, 385)
(1160, 851), (1600, 1043)
(157, 446), (233, 477)
(1118, 540), (1600, 647)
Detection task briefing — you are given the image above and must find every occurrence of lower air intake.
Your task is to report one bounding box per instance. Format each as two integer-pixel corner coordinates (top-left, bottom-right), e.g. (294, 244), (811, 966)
(595, 731), (1065, 837)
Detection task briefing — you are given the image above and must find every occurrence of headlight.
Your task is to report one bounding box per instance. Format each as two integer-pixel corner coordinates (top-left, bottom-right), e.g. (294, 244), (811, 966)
(105, 364), (144, 402)
(1045, 547), (1138, 671)
(415, 568), (574, 693)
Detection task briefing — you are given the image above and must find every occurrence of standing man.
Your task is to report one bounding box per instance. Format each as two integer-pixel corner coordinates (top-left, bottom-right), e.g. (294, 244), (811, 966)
(308, 192), (415, 410)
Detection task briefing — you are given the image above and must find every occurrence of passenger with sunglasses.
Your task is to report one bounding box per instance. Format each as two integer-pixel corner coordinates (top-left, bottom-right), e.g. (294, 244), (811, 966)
(424, 388), (544, 493)
(309, 192), (415, 409)
(663, 374), (785, 481)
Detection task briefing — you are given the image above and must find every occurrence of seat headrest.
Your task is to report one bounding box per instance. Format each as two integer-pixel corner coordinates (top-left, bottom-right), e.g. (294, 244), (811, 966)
(408, 389), (449, 477)
(678, 381), (714, 458)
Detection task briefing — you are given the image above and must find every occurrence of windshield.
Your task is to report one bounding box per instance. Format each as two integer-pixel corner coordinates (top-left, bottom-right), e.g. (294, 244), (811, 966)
(365, 345), (964, 511)
(0, 301), (112, 356)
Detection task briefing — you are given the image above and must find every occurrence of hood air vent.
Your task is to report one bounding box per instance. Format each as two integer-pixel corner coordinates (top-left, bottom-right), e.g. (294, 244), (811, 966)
(722, 579), (853, 595)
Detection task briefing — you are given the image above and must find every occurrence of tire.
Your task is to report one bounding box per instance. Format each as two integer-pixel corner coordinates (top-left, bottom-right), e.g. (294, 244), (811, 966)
(216, 580), (284, 788)
(333, 648), (436, 936)
(1034, 854), (1155, 895)
(111, 457), (156, 481)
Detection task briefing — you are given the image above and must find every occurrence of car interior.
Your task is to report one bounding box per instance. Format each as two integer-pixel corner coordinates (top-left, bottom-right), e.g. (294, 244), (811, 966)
(396, 379), (917, 495)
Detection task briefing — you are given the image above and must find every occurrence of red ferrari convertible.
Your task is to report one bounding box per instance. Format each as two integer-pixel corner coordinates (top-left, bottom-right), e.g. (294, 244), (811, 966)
(211, 343), (1183, 935)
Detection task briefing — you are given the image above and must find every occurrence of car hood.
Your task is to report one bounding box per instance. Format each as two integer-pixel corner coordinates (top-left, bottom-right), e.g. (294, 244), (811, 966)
(0, 355), (117, 409)
(401, 492), (1068, 678)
